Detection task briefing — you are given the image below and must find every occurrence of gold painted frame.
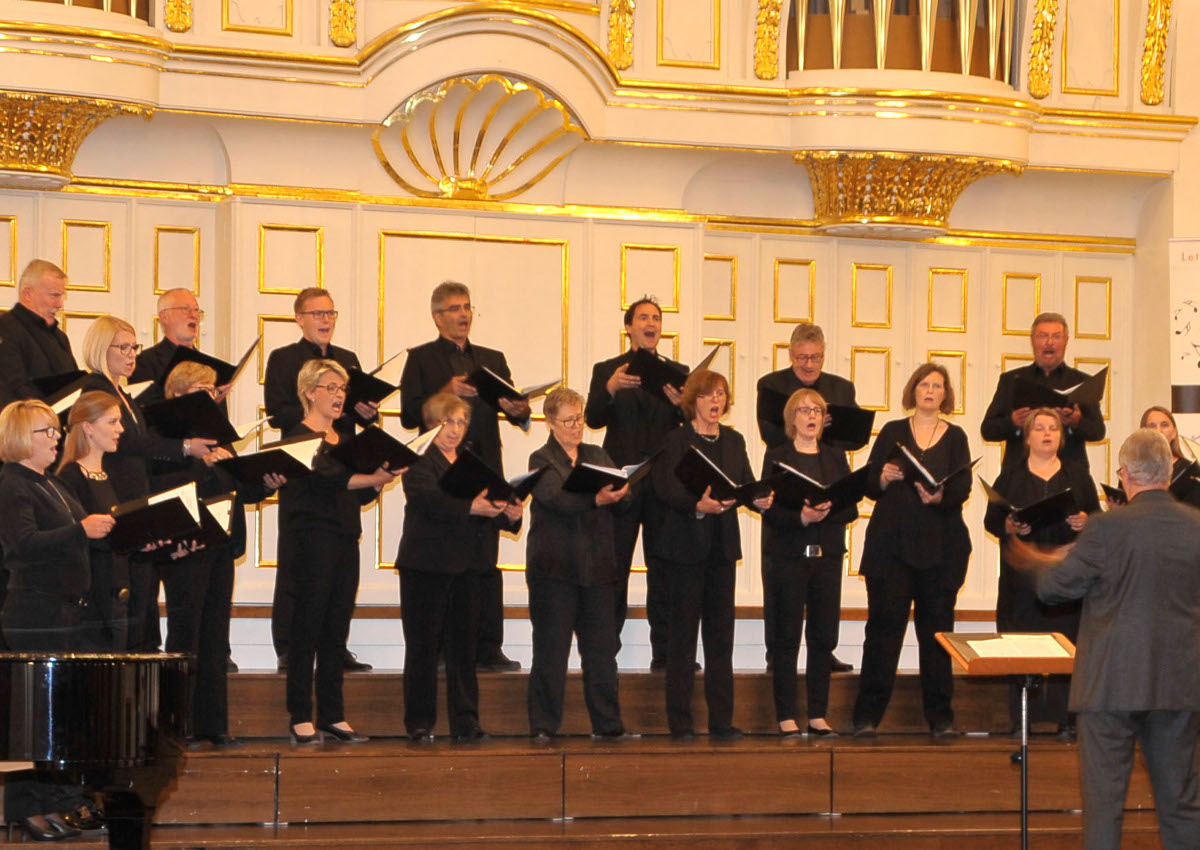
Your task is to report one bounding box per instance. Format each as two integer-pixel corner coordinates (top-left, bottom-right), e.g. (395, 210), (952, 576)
(928, 350), (967, 415)
(702, 254), (737, 320)
(153, 225), (201, 296)
(256, 314), (299, 383)
(773, 258), (815, 323)
(222, 0), (294, 35)
(1001, 272), (1042, 335)
(657, 0), (721, 69)
(1073, 275), (1113, 340)
(927, 267), (968, 333)
(0, 216), (15, 287)
(701, 337), (736, 399)
(620, 243), (680, 312)
(1074, 355), (1112, 420)
(258, 223), (325, 295)
(849, 346), (891, 411)
(850, 263), (893, 329)
(61, 220), (112, 292)
(59, 309), (105, 331)
(622, 329), (680, 361)
(1061, 0), (1120, 97)
(772, 340), (790, 370)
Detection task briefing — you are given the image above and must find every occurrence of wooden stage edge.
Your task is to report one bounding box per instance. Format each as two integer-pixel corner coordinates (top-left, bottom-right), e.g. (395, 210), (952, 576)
(219, 604), (999, 621)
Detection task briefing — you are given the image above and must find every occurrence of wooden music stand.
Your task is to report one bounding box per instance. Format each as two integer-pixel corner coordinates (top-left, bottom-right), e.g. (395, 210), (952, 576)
(936, 631), (1076, 850)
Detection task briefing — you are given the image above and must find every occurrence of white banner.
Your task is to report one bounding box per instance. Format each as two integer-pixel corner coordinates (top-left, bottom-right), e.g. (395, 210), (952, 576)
(1168, 239), (1200, 445)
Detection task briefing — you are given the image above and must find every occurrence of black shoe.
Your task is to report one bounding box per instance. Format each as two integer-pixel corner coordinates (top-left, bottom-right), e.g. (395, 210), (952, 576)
(778, 726), (803, 739)
(61, 804), (105, 832)
(210, 734), (243, 749)
(591, 729), (639, 742)
(318, 724), (368, 743)
(289, 724), (321, 745)
(831, 655), (853, 673)
(19, 815), (81, 841)
(1056, 723), (1077, 742)
(806, 723), (838, 738)
(670, 729), (695, 742)
(530, 730), (553, 746)
(852, 722), (877, 738)
(931, 723), (960, 739)
(343, 650), (373, 672)
(408, 728), (434, 745)
(225, 655), (239, 673)
(451, 727), (490, 744)
(710, 726), (744, 741)
(649, 658), (667, 672)
(276, 654), (288, 673)
(476, 652), (520, 672)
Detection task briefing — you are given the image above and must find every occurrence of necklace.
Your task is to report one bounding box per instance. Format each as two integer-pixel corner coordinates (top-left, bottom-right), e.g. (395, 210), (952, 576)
(696, 430), (719, 443)
(910, 416), (942, 452)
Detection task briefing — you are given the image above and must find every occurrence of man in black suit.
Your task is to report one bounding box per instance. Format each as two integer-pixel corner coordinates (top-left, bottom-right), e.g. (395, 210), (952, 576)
(1021, 429), (1200, 850)
(584, 297), (684, 668)
(981, 312), (1105, 471)
(0, 259), (74, 408)
(755, 323), (856, 673)
(264, 287), (377, 672)
(400, 280), (530, 672)
(130, 288), (209, 408)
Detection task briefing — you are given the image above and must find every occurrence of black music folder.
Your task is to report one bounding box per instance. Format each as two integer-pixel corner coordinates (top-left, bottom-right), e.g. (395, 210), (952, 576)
(166, 494), (237, 551)
(32, 369), (87, 400)
(345, 368), (400, 420)
(438, 448), (548, 502)
(823, 404), (875, 449)
(624, 345), (720, 398)
(674, 446), (776, 507)
(562, 452), (659, 495)
(142, 391), (242, 444)
(466, 366), (559, 409)
(978, 477), (1078, 531)
(108, 481), (202, 554)
(892, 444), (980, 492)
(215, 432), (322, 483)
(772, 463), (871, 512)
(1012, 366), (1108, 410)
(327, 424), (439, 474)
(158, 336), (260, 390)
(1100, 482), (1125, 506)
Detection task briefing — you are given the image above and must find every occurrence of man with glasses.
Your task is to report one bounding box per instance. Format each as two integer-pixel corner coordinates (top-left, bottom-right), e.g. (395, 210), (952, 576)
(401, 280), (531, 672)
(0, 259), (74, 408)
(982, 312), (1105, 471)
(265, 287), (378, 673)
(755, 323), (857, 673)
(131, 288), (215, 408)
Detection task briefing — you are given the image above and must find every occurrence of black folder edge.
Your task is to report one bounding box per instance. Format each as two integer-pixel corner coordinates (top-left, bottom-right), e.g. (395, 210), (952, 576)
(214, 432), (322, 483)
(327, 424), (438, 474)
(32, 369), (87, 400)
(160, 346), (237, 388)
(978, 477), (1078, 530)
(108, 495), (200, 554)
(772, 462), (869, 512)
(142, 390), (241, 443)
(673, 446), (775, 507)
(891, 443), (980, 492)
(823, 405), (875, 450)
(346, 368), (399, 414)
(625, 348), (689, 396)
(1011, 366), (1109, 410)
(438, 448), (548, 502)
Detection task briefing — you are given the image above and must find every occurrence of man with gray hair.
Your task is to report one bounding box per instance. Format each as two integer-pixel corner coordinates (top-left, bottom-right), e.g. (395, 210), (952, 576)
(0, 259), (75, 408)
(130, 287), (210, 408)
(1015, 429), (1200, 849)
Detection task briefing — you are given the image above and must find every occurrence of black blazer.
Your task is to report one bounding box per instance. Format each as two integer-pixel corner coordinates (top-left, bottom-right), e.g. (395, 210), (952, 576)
(0, 303), (77, 407)
(526, 436), (622, 587)
(0, 463), (89, 597)
(82, 372), (184, 500)
(395, 447), (521, 575)
(129, 337), (178, 409)
(760, 443), (857, 560)
(650, 423), (756, 565)
(755, 368), (856, 450)
(277, 423), (376, 541)
(264, 338), (365, 438)
(584, 350), (685, 468)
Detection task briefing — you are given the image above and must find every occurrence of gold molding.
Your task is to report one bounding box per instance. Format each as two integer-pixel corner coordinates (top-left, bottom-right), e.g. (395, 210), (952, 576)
(58, 309), (105, 332)
(773, 259), (815, 323)
(620, 243), (680, 312)
(1001, 272), (1042, 335)
(701, 337), (736, 399)
(927, 267), (968, 333)
(772, 340), (789, 370)
(656, 0), (720, 70)
(257, 223), (325, 295)
(797, 151), (1023, 236)
(702, 254), (736, 321)
(165, 0), (193, 32)
(329, 0), (357, 48)
(0, 216), (15, 287)
(376, 410), (401, 570)
(1000, 353), (1034, 373)
(1028, 0), (1059, 99)
(1090, 437), (1112, 483)
(927, 350), (967, 414)
(1141, 0), (1172, 107)
(153, 225), (201, 296)
(1061, 0), (1119, 97)
(608, 0), (636, 70)
(850, 263), (892, 329)
(754, 0), (782, 80)
(222, 0), (294, 36)
(849, 346), (891, 412)
(1074, 356), (1112, 420)
(61, 220), (112, 292)
(256, 315), (298, 384)
(1073, 275), (1112, 340)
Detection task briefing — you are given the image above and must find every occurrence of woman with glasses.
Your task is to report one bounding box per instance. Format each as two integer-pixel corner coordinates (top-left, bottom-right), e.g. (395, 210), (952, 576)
(0, 399), (115, 841)
(651, 369), (773, 740)
(396, 392), (524, 744)
(526, 387), (630, 743)
(279, 359), (398, 745)
(761, 389), (858, 738)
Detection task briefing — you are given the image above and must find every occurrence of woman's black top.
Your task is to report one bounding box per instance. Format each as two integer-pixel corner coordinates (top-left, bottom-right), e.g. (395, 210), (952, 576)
(395, 447), (520, 575)
(861, 417), (973, 574)
(57, 460), (130, 592)
(277, 423), (376, 541)
(0, 462), (89, 597)
(983, 457), (1101, 547)
(761, 443), (857, 561)
(81, 372), (184, 499)
(526, 435), (622, 587)
(1170, 457), (1200, 510)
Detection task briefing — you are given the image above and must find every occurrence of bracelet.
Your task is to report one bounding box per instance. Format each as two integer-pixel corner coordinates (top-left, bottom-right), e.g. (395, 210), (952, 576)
(182, 438), (191, 457)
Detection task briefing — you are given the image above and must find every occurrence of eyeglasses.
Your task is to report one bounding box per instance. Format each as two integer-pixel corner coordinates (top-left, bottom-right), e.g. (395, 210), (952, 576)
(1033, 332), (1066, 343)
(315, 383), (347, 395)
(437, 303), (473, 315)
(794, 406), (824, 417)
(300, 310), (339, 321)
(699, 390), (728, 401)
(793, 353), (824, 364)
(441, 417), (469, 428)
(162, 306), (205, 320)
(555, 414), (584, 427)
(109, 343), (143, 355)
(33, 426), (62, 440)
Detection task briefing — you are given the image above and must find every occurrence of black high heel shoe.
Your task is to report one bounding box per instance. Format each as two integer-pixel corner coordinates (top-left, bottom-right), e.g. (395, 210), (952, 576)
(11, 814), (81, 841)
(317, 724), (368, 743)
(290, 724), (322, 745)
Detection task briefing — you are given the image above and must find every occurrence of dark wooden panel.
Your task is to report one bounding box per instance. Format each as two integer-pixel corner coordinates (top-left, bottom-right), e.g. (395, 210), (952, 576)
(154, 753), (277, 825)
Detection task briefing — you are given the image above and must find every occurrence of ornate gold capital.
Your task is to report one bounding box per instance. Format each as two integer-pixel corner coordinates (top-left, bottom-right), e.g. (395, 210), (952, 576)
(164, 0), (192, 33)
(329, 0), (357, 48)
(796, 150), (1024, 238)
(1141, 0), (1172, 107)
(608, 0), (635, 71)
(754, 0), (782, 80)
(0, 92), (149, 190)
(1027, 0), (1058, 99)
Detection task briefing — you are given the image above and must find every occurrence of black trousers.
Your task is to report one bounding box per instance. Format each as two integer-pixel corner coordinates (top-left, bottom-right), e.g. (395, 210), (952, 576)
(400, 568), (482, 737)
(284, 531), (360, 727)
(163, 547), (234, 738)
(127, 558), (162, 652)
(611, 481), (669, 660)
(270, 556), (291, 659)
(526, 575), (622, 736)
(764, 554), (842, 723)
(78, 559), (129, 652)
(1078, 710), (1200, 850)
(475, 567), (505, 661)
(853, 557), (961, 729)
(664, 554), (735, 735)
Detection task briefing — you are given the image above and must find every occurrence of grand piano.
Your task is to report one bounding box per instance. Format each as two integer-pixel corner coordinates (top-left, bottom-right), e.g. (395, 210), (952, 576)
(0, 652), (190, 849)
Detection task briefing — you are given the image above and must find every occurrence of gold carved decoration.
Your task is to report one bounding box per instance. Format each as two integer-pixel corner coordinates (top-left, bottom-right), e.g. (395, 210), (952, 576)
(1027, 0), (1059, 99)
(796, 151), (1023, 238)
(754, 0), (782, 80)
(1141, 0), (1172, 106)
(164, 0), (192, 32)
(329, 0), (356, 47)
(609, 0), (636, 70)
(373, 75), (586, 202)
(0, 92), (149, 190)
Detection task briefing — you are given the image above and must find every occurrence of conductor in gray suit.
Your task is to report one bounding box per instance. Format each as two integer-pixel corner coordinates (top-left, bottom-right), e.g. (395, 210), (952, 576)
(1018, 428), (1200, 850)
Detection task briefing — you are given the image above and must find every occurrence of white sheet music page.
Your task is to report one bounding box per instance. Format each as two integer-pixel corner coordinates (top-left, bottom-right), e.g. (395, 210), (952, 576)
(967, 634), (1070, 658)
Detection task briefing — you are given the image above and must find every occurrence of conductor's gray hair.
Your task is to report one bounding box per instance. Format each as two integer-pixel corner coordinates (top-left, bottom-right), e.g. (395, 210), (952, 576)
(1118, 429), (1173, 487)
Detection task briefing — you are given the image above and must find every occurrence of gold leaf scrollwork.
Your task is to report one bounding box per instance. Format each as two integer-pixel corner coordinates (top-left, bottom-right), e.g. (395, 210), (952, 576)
(329, 0), (356, 48)
(796, 151), (1024, 238)
(164, 0), (192, 33)
(754, 0), (782, 80)
(1141, 0), (1172, 107)
(0, 92), (150, 190)
(608, 0), (636, 71)
(1027, 0), (1059, 99)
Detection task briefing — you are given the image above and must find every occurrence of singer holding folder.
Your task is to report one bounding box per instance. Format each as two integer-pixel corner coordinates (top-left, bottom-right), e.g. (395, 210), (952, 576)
(1140, 406), (1200, 508)
(652, 369), (773, 740)
(983, 407), (1098, 737)
(852, 363), (973, 738)
(761, 389), (857, 737)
